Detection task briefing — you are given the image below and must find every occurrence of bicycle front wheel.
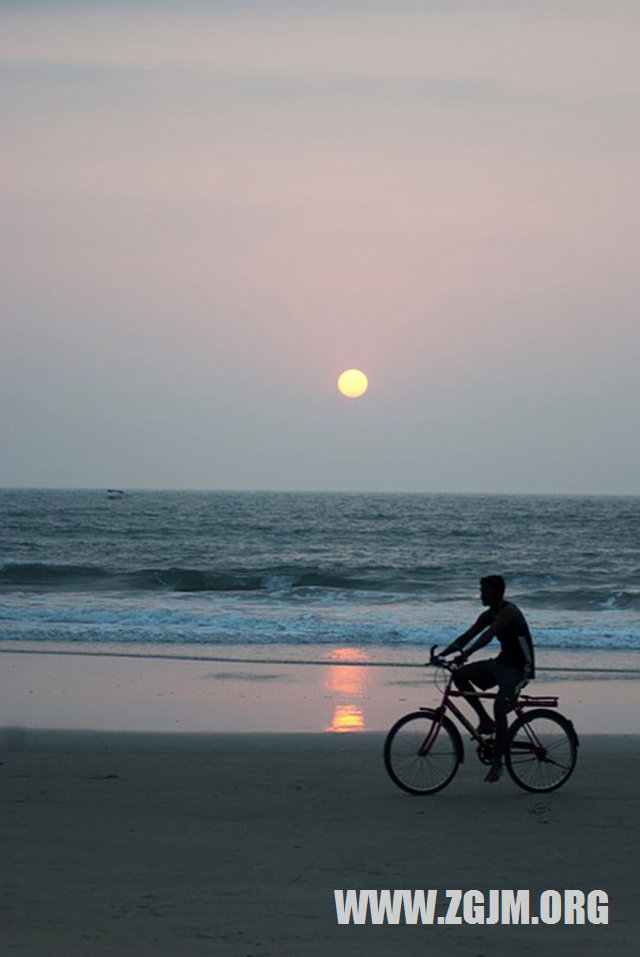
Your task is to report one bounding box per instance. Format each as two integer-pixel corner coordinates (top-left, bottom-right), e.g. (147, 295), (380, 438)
(506, 709), (578, 793)
(384, 711), (462, 795)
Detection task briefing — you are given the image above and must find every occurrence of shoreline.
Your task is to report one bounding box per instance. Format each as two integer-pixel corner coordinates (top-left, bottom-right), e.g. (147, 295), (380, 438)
(3, 639), (640, 668)
(2, 644), (639, 736)
(4, 643), (640, 674)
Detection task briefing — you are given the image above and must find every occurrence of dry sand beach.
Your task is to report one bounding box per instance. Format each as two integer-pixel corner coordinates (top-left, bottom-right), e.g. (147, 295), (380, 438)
(1, 651), (638, 955)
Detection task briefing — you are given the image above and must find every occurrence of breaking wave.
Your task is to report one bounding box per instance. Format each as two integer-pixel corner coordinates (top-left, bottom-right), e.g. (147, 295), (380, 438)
(1, 560), (639, 612)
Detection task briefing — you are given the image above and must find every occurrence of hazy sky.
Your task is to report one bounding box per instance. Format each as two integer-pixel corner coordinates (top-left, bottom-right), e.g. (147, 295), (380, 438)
(2, 0), (639, 494)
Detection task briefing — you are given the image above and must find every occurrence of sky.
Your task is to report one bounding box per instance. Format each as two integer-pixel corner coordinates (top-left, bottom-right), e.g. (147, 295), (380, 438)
(2, 0), (639, 494)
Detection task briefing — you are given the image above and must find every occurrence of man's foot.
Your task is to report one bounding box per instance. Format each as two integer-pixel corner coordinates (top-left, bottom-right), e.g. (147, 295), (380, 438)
(477, 718), (496, 736)
(484, 762), (502, 783)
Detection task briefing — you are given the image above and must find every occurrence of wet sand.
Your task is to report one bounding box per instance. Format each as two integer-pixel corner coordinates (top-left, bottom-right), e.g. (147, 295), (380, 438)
(1, 649), (638, 954)
(2, 645), (640, 735)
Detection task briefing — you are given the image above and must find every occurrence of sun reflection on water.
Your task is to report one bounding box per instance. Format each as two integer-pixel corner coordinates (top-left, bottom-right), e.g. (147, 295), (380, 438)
(326, 704), (365, 733)
(324, 647), (368, 733)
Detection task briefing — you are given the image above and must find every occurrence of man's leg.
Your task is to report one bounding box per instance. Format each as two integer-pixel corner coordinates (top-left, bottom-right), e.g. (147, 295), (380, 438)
(485, 668), (521, 783)
(454, 663), (495, 734)
(484, 695), (509, 782)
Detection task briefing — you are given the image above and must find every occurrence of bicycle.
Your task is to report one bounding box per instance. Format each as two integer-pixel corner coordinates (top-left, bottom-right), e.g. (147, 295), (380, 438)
(384, 647), (579, 795)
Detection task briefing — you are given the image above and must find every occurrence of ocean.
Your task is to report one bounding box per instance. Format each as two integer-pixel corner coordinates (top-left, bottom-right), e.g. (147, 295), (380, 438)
(1, 490), (638, 666)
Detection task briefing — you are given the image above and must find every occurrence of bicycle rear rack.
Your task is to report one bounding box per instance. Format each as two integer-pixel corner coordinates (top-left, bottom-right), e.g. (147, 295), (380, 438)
(517, 694), (559, 708)
(445, 690), (559, 708)
(442, 691), (558, 710)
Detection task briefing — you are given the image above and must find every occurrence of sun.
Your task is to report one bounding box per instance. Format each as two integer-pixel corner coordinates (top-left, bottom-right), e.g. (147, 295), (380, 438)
(337, 368), (369, 399)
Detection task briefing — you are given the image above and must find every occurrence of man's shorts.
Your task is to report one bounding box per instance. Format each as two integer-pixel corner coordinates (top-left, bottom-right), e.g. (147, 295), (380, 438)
(457, 658), (527, 708)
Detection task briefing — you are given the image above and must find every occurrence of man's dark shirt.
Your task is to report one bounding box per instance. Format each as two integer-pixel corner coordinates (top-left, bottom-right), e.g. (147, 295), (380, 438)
(473, 601), (535, 678)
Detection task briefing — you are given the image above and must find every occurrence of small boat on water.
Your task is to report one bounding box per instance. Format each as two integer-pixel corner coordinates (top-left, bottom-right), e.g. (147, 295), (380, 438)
(106, 489), (125, 500)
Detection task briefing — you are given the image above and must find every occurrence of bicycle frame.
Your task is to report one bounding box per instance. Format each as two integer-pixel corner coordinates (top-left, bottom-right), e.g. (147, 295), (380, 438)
(418, 667), (560, 756)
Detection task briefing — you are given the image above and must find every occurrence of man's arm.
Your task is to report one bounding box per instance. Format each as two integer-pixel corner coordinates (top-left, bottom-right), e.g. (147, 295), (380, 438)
(462, 627), (496, 658)
(462, 604), (517, 659)
(440, 615), (490, 657)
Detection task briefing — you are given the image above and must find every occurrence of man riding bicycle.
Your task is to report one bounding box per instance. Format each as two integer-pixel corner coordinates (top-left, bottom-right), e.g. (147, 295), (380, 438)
(440, 575), (535, 783)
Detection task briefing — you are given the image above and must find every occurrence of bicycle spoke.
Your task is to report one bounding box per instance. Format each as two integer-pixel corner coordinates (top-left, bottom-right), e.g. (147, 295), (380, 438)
(505, 711), (577, 793)
(384, 713), (461, 795)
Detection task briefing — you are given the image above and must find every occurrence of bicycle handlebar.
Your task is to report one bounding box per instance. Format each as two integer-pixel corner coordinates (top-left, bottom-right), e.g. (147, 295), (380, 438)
(427, 644), (470, 672)
(427, 644), (455, 671)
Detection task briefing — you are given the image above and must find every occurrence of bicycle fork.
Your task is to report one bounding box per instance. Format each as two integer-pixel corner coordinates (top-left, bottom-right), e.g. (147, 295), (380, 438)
(418, 707), (447, 756)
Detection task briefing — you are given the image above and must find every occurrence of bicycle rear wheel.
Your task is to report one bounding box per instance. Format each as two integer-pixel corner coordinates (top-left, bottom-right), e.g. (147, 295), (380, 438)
(383, 711), (462, 795)
(506, 709), (578, 793)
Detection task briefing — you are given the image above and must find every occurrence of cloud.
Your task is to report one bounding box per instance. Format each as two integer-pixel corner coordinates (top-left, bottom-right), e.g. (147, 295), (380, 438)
(2, 0), (637, 109)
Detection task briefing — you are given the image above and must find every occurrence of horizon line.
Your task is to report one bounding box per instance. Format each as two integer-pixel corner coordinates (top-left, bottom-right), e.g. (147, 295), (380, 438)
(1, 486), (638, 499)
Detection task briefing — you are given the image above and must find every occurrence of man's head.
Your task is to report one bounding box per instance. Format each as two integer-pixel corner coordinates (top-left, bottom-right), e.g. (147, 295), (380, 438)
(480, 575), (506, 606)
